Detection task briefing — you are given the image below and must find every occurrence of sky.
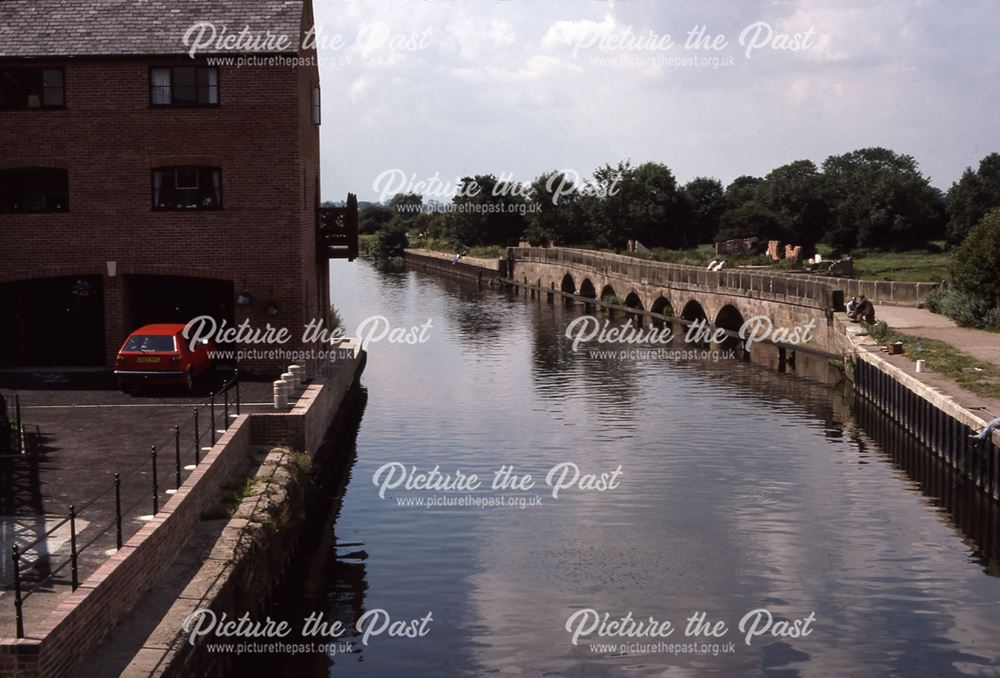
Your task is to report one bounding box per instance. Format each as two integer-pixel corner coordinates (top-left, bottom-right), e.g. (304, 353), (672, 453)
(311, 0), (1000, 203)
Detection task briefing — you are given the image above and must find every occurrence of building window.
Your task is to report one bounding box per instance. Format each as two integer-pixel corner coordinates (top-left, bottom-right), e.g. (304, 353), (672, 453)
(150, 67), (219, 106)
(152, 167), (222, 210)
(312, 86), (321, 126)
(0, 68), (65, 110)
(0, 168), (69, 212)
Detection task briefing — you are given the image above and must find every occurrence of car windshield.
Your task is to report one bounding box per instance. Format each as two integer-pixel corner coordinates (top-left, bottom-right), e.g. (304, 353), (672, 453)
(123, 335), (176, 353)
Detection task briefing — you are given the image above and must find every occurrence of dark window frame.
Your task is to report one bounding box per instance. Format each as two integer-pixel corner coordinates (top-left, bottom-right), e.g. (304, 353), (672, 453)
(0, 167), (70, 213)
(311, 85), (321, 126)
(148, 66), (220, 107)
(0, 67), (66, 111)
(151, 166), (223, 211)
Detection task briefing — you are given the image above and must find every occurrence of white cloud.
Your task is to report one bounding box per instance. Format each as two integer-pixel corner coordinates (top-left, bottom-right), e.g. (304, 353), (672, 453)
(314, 0), (1000, 201)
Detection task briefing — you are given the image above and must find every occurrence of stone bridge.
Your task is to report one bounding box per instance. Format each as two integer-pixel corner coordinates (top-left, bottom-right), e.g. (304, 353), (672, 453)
(507, 247), (847, 368)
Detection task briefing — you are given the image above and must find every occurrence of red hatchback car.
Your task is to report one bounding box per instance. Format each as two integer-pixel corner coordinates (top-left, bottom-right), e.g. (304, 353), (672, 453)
(114, 324), (214, 391)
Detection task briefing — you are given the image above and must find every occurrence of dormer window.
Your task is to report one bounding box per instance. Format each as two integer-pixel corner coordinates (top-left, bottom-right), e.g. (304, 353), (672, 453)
(150, 66), (219, 106)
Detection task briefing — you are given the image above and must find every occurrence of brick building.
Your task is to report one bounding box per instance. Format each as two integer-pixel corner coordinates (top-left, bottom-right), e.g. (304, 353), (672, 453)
(0, 0), (353, 375)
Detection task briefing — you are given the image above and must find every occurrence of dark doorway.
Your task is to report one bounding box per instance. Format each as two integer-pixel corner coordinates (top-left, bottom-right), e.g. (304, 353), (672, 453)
(122, 275), (234, 333)
(0, 276), (105, 367)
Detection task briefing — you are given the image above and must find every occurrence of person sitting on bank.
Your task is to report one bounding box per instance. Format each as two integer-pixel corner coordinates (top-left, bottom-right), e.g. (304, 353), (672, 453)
(970, 417), (1000, 441)
(847, 296), (859, 315)
(850, 295), (875, 323)
(707, 259), (719, 271)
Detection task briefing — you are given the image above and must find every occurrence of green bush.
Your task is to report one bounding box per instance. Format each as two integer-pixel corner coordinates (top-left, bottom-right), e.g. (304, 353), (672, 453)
(951, 208), (1000, 305)
(372, 221), (409, 262)
(925, 284), (1000, 329)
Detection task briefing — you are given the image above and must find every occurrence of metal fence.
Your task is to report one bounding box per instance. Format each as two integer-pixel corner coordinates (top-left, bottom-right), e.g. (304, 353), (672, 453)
(0, 393), (24, 455)
(7, 372), (241, 638)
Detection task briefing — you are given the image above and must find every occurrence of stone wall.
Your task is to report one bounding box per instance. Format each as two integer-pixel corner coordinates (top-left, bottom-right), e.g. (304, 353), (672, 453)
(403, 249), (506, 285)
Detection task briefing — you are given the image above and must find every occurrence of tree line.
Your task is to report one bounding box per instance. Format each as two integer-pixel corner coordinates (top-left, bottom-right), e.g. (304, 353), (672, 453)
(361, 148), (1000, 256)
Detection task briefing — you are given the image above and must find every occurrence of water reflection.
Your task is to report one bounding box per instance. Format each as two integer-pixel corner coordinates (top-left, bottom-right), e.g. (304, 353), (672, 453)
(852, 397), (1000, 576)
(249, 260), (1000, 677)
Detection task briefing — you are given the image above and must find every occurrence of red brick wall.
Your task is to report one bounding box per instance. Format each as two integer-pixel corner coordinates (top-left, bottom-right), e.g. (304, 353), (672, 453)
(0, 39), (322, 376)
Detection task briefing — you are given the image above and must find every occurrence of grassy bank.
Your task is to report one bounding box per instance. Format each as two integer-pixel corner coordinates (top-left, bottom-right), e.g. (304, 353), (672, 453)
(877, 326), (1000, 400)
(406, 238), (507, 259)
(818, 243), (950, 283)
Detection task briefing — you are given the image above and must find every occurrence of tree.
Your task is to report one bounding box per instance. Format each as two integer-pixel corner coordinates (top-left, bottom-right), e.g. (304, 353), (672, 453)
(388, 193), (423, 221)
(358, 203), (394, 234)
(724, 175), (763, 209)
(716, 202), (789, 242)
(951, 208), (1000, 305)
(946, 152), (1000, 246)
(821, 147), (946, 250)
(372, 220), (409, 261)
(683, 177), (725, 243)
(586, 161), (695, 249)
(445, 175), (528, 246)
(525, 171), (588, 246)
(754, 160), (831, 253)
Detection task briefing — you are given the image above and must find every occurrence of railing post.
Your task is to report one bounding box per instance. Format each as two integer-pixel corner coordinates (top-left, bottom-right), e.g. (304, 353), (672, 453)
(224, 385), (229, 428)
(193, 407), (201, 464)
(69, 505), (79, 590)
(235, 370), (241, 415)
(210, 393), (216, 445)
(12, 545), (24, 638)
(114, 472), (123, 549)
(174, 426), (182, 489)
(15, 394), (23, 453)
(151, 445), (159, 514)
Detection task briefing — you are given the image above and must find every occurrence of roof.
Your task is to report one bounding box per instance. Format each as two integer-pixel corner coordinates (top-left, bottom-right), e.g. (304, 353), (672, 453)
(129, 324), (188, 335)
(0, 0), (305, 58)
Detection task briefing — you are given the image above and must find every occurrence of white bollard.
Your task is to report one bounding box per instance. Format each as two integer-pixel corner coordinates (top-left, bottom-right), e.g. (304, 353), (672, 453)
(273, 380), (289, 409)
(281, 372), (297, 398)
(289, 364), (304, 389)
(916, 360), (926, 373)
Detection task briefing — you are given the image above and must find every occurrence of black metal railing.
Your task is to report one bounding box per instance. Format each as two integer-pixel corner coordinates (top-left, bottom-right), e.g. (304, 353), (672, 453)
(1, 392), (24, 455)
(7, 372), (241, 638)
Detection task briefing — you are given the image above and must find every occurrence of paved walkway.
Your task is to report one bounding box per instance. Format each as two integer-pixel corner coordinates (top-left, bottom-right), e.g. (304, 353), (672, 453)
(877, 306), (1000, 368)
(0, 371), (275, 639)
(848, 306), (1000, 425)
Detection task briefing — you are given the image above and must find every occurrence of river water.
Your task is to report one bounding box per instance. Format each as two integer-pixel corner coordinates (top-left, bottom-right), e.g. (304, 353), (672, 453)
(251, 259), (1000, 677)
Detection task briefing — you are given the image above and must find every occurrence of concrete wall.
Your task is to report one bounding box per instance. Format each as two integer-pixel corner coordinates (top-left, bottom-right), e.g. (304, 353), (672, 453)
(403, 249), (505, 285)
(789, 274), (938, 308)
(853, 349), (1000, 499)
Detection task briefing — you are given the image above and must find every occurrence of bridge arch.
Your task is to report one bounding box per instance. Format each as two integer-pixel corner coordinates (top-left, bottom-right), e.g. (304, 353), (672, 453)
(600, 284), (618, 303)
(715, 304), (749, 358)
(680, 299), (708, 323)
(579, 278), (597, 299)
(650, 295), (673, 317)
(560, 273), (576, 295)
(624, 291), (644, 311)
(714, 304), (746, 333)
